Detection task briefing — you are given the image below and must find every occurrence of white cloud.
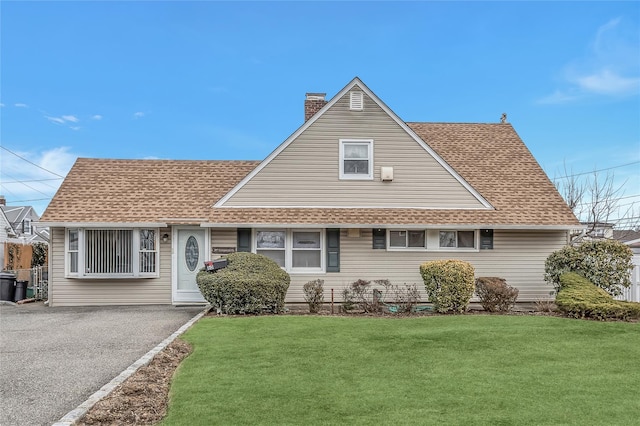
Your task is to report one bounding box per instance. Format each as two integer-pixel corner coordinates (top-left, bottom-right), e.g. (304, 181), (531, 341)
(0, 146), (78, 215)
(0, 103), (5, 107)
(62, 115), (79, 123)
(133, 111), (145, 119)
(574, 69), (640, 95)
(69, 126), (81, 131)
(539, 17), (640, 104)
(45, 116), (66, 125)
(91, 114), (103, 120)
(15, 103), (28, 108)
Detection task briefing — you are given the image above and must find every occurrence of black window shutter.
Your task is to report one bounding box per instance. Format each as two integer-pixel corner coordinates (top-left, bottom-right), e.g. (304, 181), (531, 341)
(480, 229), (494, 250)
(326, 229), (340, 272)
(237, 228), (252, 252)
(372, 228), (386, 249)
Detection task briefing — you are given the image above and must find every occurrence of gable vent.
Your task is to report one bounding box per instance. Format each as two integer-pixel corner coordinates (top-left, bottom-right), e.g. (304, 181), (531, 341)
(350, 91), (364, 111)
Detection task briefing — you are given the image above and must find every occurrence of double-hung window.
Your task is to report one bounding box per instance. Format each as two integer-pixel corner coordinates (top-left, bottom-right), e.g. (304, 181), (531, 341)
(340, 139), (373, 180)
(255, 229), (323, 272)
(66, 228), (159, 278)
(389, 230), (426, 249)
(439, 230), (476, 249)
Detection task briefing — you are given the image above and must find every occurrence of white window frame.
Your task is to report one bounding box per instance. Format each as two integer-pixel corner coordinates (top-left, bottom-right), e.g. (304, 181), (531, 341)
(253, 228), (325, 274)
(65, 228), (160, 278)
(339, 139), (374, 180)
(387, 229), (427, 251)
(23, 219), (32, 235)
(437, 230), (478, 252)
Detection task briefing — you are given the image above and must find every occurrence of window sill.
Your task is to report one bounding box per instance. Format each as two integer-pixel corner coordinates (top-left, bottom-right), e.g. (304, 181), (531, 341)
(66, 274), (159, 279)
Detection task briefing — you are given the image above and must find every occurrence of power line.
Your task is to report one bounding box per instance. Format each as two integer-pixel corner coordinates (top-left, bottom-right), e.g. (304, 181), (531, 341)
(553, 161), (640, 180)
(5, 197), (51, 203)
(1, 172), (59, 191)
(0, 145), (66, 178)
(0, 173), (54, 197)
(0, 177), (63, 183)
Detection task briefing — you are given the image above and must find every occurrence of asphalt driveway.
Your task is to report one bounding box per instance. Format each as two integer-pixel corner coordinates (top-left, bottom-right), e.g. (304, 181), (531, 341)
(0, 302), (204, 426)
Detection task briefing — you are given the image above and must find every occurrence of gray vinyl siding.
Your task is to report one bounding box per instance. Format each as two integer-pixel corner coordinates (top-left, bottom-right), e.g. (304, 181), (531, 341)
(285, 229), (568, 304)
(49, 227), (172, 306)
(224, 86), (485, 208)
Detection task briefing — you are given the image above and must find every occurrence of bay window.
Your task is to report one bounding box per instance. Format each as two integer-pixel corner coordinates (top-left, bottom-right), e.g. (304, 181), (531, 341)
(66, 228), (159, 278)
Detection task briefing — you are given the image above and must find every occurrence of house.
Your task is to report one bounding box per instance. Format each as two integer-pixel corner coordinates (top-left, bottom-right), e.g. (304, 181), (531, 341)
(39, 77), (579, 306)
(1, 195), (49, 269)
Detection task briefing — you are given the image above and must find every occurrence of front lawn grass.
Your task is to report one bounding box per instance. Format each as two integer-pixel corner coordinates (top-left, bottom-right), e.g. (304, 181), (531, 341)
(163, 315), (639, 425)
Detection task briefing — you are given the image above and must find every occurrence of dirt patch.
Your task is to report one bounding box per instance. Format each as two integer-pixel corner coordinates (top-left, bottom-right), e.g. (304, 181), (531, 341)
(77, 339), (192, 425)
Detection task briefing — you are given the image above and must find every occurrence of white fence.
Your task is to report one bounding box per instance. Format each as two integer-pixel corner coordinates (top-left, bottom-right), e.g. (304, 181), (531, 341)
(615, 255), (640, 303)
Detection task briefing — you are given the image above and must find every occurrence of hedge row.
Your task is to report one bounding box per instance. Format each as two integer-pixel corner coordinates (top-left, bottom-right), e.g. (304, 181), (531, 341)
(555, 272), (640, 321)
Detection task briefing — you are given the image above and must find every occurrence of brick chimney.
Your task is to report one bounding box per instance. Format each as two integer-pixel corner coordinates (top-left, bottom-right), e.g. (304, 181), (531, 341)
(0, 195), (5, 206)
(305, 93), (327, 121)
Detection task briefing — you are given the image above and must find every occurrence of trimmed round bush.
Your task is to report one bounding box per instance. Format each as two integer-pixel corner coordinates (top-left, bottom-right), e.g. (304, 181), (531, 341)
(545, 239), (633, 296)
(419, 259), (475, 313)
(197, 252), (290, 314)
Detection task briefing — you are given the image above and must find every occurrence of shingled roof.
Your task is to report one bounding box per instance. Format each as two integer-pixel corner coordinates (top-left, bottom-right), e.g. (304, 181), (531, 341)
(41, 122), (578, 228)
(41, 159), (260, 223)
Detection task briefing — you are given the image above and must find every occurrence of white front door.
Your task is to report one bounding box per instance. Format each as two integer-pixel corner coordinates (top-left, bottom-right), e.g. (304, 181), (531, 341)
(173, 228), (207, 303)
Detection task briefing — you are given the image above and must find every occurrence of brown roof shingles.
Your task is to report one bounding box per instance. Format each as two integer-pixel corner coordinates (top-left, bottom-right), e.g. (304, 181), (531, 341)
(41, 159), (260, 223)
(41, 123), (579, 228)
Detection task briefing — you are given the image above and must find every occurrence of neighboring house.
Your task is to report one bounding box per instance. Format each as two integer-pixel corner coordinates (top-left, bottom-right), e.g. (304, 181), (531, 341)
(0, 196), (49, 269)
(613, 230), (640, 302)
(39, 77), (579, 307)
(576, 221), (614, 241)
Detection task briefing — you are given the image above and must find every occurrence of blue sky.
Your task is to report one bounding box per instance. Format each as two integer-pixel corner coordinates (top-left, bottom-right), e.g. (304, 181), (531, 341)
(1, 1), (639, 224)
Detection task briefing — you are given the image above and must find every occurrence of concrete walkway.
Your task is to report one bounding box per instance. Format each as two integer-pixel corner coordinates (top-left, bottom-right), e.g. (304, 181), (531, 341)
(0, 302), (204, 426)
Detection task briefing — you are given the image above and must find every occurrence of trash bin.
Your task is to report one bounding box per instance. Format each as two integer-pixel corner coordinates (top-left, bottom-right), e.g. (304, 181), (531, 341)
(14, 280), (28, 302)
(0, 272), (16, 302)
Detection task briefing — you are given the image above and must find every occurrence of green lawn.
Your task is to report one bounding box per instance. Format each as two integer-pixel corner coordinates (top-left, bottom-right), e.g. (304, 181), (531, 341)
(162, 315), (639, 425)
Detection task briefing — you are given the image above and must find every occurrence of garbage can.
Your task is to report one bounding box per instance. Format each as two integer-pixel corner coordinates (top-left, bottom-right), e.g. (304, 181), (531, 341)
(0, 272), (16, 302)
(14, 280), (28, 302)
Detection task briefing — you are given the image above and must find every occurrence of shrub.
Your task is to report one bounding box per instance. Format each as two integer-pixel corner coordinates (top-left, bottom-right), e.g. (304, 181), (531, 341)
(419, 260), (475, 314)
(196, 252), (290, 314)
(303, 279), (324, 313)
(341, 279), (420, 314)
(555, 272), (640, 321)
(545, 240), (633, 297)
(342, 279), (381, 313)
(387, 283), (421, 314)
(475, 277), (519, 312)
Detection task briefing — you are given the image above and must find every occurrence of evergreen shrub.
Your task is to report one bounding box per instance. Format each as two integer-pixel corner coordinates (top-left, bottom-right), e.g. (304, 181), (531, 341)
(555, 272), (640, 321)
(545, 240), (633, 296)
(419, 260), (475, 313)
(197, 252), (290, 314)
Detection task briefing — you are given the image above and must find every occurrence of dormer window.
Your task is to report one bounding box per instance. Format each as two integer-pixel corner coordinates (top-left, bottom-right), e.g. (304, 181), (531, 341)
(340, 139), (373, 180)
(350, 91), (364, 110)
(23, 219), (32, 235)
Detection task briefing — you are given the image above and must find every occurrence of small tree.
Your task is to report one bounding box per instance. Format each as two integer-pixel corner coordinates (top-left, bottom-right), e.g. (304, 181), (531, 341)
(545, 239), (633, 297)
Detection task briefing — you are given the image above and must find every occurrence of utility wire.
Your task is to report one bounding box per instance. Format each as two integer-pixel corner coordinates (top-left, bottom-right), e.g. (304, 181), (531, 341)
(0, 145), (66, 178)
(554, 161), (640, 180)
(0, 177), (63, 183)
(0, 173), (54, 197)
(6, 198), (52, 203)
(1, 172), (59, 191)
